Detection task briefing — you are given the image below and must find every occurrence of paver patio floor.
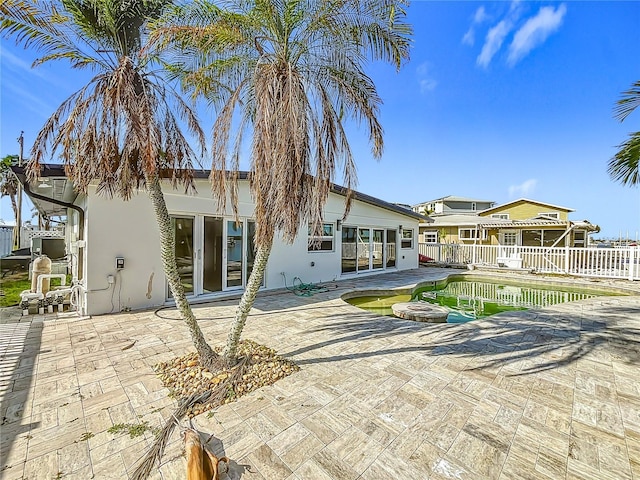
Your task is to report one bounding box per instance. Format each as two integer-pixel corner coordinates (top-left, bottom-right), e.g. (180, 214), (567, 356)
(1, 267), (640, 479)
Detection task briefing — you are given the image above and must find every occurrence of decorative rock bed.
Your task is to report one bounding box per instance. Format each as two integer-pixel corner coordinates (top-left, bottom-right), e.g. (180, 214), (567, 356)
(391, 302), (449, 323)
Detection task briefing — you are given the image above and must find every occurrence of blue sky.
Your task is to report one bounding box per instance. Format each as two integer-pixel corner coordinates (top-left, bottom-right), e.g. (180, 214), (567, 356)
(1, 1), (639, 239)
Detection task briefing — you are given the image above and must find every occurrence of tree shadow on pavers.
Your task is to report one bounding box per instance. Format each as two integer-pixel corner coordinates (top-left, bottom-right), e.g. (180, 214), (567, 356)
(153, 300), (349, 323)
(0, 316), (43, 475)
(291, 302), (640, 377)
(286, 310), (436, 361)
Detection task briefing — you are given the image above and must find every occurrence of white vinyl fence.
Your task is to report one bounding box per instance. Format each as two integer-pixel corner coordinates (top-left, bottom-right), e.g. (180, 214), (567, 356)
(419, 243), (640, 281)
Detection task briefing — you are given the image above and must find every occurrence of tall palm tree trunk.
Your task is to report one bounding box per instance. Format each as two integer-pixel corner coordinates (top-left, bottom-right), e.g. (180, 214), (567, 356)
(146, 174), (219, 371)
(222, 238), (273, 365)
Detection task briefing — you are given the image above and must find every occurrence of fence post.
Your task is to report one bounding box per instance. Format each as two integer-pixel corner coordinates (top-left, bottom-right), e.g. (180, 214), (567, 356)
(472, 243), (477, 265)
(565, 244), (570, 274)
(629, 247), (635, 281)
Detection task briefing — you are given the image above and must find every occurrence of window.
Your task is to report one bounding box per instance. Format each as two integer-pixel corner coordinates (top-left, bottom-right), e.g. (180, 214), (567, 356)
(522, 229), (542, 246)
(458, 228), (486, 240)
(539, 212), (559, 219)
(423, 231), (438, 243)
(308, 222), (334, 251)
(542, 230), (564, 247)
(401, 229), (414, 249)
(491, 213), (509, 220)
(500, 231), (518, 246)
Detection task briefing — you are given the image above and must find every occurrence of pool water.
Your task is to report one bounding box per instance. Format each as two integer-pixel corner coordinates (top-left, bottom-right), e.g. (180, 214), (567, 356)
(346, 279), (617, 323)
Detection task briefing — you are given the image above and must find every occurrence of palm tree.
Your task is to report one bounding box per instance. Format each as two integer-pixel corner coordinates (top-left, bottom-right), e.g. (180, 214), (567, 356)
(608, 80), (640, 186)
(153, 0), (412, 365)
(1, 0), (222, 371)
(0, 155), (19, 224)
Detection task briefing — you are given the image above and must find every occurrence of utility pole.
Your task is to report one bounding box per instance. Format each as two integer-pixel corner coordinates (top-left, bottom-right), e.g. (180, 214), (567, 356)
(16, 131), (23, 250)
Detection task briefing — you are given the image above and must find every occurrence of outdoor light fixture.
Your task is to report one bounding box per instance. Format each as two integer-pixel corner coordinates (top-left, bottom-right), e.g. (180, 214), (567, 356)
(399, 225), (403, 232)
(336, 220), (341, 231)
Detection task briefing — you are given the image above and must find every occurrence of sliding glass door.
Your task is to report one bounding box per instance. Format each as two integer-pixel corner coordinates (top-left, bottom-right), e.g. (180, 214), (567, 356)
(341, 226), (357, 274)
(341, 226), (398, 274)
(203, 217), (223, 293)
(226, 220), (244, 288)
(169, 216), (257, 299)
(358, 228), (371, 272)
(172, 217), (195, 295)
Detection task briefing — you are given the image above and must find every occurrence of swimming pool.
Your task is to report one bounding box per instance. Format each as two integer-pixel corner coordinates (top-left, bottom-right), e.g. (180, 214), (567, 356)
(345, 277), (623, 323)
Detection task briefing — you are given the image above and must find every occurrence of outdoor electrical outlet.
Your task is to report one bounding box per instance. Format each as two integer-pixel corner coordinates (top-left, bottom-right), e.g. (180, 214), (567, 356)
(107, 275), (115, 284)
(116, 257), (125, 270)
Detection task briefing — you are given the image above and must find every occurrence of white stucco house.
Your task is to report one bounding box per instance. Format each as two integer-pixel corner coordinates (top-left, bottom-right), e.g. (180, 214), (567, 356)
(14, 164), (426, 315)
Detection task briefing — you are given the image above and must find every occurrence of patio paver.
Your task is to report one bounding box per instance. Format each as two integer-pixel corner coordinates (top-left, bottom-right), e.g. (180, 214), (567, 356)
(1, 267), (639, 479)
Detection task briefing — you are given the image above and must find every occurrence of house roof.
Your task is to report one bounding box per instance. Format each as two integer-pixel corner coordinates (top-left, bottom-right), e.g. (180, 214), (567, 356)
(479, 198), (574, 215)
(421, 214), (599, 232)
(13, 164), (427, 222)
(413, 195), (495, 208)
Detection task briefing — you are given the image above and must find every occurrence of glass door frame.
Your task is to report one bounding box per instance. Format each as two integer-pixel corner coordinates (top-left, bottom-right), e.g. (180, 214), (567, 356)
(168, 214), (259, 300)
(342, 225), (398, 275)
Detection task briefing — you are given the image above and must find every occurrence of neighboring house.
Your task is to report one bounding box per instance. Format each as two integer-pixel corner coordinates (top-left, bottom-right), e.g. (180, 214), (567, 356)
(13, 164), (425, 315)
(412, 195), (495, 216)
(419, 198), (599, 247)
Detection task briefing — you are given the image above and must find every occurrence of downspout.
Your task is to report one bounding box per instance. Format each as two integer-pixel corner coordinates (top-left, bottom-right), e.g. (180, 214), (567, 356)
(21, 180), (86, 282)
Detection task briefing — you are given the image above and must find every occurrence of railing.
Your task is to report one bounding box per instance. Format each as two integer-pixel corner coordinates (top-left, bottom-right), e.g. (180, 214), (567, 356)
(419, 243), (640, 281)
(20, 227), (65, 249)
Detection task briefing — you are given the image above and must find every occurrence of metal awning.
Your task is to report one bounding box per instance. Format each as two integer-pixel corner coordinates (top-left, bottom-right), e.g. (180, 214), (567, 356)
(11, 165), (78, 218)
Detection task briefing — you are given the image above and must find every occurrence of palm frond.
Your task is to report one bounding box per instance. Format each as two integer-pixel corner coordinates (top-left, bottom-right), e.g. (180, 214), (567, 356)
(153, 0), (410, 247)
(608, 131), (640, 186)
(614, 80), (640, 122)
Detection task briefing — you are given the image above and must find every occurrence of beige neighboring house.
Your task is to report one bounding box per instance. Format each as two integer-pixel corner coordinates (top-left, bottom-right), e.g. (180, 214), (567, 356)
(419, 198), (599, 247)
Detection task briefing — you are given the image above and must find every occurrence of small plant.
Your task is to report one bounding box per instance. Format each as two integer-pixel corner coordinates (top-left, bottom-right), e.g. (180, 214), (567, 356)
(78, 432), (94, 441)
(224, 385), (236, 401)
(108, 421), (159, 438)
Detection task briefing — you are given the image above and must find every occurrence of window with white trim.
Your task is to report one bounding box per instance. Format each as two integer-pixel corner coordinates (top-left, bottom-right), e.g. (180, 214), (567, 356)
(308, 222), (334, 251)
(458, 228), (486, 240)
(491, 213), (509, 220)
(539, 212), (559, 219)
(401, 229), (414, 249)
(500, 231), (518, 246)
(423, 231), (438, 243)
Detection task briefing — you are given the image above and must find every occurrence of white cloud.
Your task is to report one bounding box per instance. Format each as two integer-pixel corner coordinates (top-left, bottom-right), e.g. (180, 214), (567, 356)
(462, 6), (489, 46)
(416, 62), (437, 93)
(462, 28), (475, 46)
(2, 49), (44, 77)
(508, 179), (537, 198)
(477, 20), (512, 68)
(3, 78), (57, 119)
(419, 78), (437, 93)
(474, 6), (489, 23)
(507, 4), (567, 66)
